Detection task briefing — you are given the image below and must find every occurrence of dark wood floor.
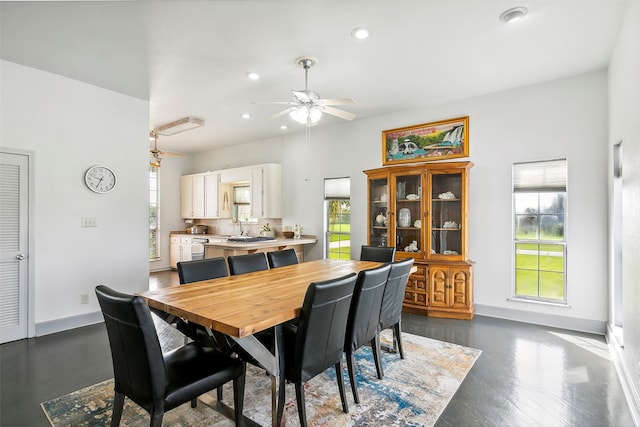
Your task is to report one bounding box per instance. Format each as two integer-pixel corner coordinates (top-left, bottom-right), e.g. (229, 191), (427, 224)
(1, 270), (635, 426)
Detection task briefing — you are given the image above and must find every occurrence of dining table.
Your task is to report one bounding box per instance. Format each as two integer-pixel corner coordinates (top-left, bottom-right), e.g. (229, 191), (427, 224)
(137, 258), (384, 426)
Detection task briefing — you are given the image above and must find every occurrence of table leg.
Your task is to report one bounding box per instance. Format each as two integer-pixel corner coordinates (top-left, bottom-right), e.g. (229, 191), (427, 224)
(229, 324), (284, 427)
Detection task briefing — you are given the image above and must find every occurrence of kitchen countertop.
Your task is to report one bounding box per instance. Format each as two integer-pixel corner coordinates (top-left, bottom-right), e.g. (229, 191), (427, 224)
(206, 236), (317, 249)
(170, 232), (317, 248)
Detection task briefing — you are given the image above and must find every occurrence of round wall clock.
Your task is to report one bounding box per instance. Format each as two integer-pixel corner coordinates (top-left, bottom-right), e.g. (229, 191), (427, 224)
(84, 165), (117, 193)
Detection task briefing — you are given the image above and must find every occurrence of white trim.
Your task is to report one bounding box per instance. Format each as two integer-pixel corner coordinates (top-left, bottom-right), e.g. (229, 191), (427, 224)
(475, 304), (606, 335)
(35, 311), (104, 337)
(608, 323), (640, 426)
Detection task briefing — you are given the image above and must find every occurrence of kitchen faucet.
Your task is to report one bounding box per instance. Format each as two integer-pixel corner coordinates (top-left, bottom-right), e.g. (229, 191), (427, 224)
(238, 219), (245, 236)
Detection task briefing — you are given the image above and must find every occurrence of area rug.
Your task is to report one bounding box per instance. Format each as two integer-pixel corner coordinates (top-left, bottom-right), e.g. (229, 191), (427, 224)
(41, 331), (481, 426)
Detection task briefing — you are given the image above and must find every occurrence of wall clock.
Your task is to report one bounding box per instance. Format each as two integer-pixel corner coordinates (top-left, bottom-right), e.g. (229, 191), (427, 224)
(84, 165), (117, 193)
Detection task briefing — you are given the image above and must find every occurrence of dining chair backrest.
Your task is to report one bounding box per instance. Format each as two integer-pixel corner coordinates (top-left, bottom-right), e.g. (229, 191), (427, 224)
(95, 285), (168, 411)
(360, 245), (396, 262)
(276, 272), (358, 426)
(227, 253), (269, 275)
(266, 249), (299, 269)
(345, 263), (391, 352)
(177, 257), (228, 284)
(379, 258), (414, 331)
(294, 273), (358, 383)
(344, 263), (391, 403)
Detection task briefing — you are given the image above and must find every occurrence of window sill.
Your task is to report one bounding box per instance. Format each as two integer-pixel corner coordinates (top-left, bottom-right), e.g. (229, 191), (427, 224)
(507, 297), (569, 308)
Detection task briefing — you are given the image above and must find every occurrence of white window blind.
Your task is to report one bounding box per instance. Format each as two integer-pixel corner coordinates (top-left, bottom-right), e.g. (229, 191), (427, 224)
(324, 177), (350, 199)
(513, 159), (567, 192)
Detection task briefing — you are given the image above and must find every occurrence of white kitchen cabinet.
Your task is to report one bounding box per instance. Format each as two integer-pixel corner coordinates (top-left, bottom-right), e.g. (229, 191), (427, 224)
(250, 164), (281, 218)
(170, 236), (193, 269)
(181, 172), (230, 219)
(180, 174), (205, 219)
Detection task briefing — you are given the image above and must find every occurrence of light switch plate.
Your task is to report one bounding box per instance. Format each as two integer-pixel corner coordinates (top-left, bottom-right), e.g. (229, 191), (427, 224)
(82, 217), (97, 227)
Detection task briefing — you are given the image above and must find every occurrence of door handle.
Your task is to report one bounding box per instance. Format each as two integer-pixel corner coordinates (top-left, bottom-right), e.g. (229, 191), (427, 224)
(16, 254), (25, 260)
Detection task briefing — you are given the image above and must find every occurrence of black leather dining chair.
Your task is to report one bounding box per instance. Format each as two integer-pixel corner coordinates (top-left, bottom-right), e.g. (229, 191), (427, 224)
(379, 258), (414, 360)
(228, 252), (269, 275)
(95, 285), (246, 427)
(344, 263), (392, 404)
(276, 273), (358, 427)
(177, 257), (228, 284)
(360, 245), (396, 262)
(266, 248), (299, 268)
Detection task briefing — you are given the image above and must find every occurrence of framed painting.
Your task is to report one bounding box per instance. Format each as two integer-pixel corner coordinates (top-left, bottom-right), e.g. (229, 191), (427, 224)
(382, 116), (469, 165)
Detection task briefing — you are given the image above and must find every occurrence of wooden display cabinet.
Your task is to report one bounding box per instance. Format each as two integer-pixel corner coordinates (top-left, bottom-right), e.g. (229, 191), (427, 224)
(364, 161), (475, 319)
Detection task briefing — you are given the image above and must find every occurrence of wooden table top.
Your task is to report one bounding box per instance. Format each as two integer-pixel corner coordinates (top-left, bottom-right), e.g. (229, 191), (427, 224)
(138, 259), (382, 339)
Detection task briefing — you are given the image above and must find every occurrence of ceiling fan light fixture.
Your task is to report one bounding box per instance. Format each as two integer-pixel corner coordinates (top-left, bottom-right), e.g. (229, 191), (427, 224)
(150, 157), (161, 168)
(499, 7), (528, 24)
(289, 105), (323, 125)
(155, 117), (204, 136)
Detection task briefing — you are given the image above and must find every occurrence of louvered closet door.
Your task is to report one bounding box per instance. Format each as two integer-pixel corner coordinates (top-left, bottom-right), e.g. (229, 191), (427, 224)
(0, 152), (29, 343)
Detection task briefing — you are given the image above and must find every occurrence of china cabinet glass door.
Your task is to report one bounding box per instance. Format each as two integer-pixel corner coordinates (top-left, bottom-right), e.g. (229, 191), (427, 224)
(368, 176), (389, 247)
(392, 172), (424, 256)
(428, 171), (464, 259)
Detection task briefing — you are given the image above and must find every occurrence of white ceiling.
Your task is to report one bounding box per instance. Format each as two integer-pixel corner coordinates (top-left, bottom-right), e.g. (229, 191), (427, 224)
(0, 1), (627, 155)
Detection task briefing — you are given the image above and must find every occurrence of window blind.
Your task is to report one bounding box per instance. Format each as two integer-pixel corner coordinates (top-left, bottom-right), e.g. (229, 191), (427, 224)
(324, 177), (350, 199)
(513, 159), (567, 192)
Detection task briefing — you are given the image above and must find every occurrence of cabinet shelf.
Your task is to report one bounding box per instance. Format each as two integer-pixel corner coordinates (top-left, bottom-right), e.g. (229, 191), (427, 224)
(432, 227), (461, 231)
(432, 198), (460, 202)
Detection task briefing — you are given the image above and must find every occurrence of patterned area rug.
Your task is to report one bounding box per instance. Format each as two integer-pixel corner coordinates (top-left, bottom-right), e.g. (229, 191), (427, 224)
(41, 332), (480, 426)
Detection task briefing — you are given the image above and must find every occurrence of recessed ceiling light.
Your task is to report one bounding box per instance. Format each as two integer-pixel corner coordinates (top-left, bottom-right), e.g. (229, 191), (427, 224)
(351, 27), (370, 40)
(241, 113), (251, 119)
(246, 72), (260, 80)
(280, 125), (288, 130)
(499, 7), (528, 24)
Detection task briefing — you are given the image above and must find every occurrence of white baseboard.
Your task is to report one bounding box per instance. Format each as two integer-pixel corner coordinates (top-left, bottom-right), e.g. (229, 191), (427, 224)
(475, 303), (607, 335)
(607, 324), (640, 426)
(35, 311), (104, 337)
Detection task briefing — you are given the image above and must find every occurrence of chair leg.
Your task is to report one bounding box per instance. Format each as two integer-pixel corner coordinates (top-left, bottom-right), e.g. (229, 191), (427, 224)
(295, 381), (308, 427)
(217, 385), (223, 401)
(150, 415), (163, 427)
(276, 372), (287, 427)
(371, 333), (384, 379)
(394, 322), (405, 359)
(191, 397), (197, 408)
(111, 392), (125, 427)
(335, 360), (349, 414)
(233, 366), (246, 427)
(346, 350), (360, 404)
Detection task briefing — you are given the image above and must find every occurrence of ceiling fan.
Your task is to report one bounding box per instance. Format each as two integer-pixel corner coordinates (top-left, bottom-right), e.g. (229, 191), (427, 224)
(267, 57), (357, 126)
(149, 131), (184, 167)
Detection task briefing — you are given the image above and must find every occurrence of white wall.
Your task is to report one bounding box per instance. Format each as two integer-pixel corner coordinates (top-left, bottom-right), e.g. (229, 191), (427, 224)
(608, 1), (640, 419)
(0, 60), (150, 333)
(189, 70), (609, 331)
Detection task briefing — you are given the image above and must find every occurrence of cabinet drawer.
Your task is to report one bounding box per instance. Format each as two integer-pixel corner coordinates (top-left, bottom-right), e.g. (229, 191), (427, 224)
(180, 237), (193, 244)
(404, 291), (428, 306)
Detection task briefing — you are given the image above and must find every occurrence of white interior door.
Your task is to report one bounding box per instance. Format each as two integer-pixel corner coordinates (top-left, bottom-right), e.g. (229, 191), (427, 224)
(0, 151), (30, 343)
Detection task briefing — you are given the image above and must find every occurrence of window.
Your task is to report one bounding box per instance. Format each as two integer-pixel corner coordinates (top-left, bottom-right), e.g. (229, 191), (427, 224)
(149, 166), (160, 260)
(324, 177), (351, 260)
(513, 159), (567, 303)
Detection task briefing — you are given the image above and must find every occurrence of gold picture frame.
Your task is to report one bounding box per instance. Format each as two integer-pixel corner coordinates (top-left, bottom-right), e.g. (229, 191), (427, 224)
(382, 116), (469, 165)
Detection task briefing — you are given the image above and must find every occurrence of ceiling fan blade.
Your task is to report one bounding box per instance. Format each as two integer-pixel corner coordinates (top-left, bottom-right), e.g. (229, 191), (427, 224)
(160, 151), (185, 157)
(252, 101), (296, 105)
(271, 107), (297, 120)
(318, 97), (356, 106)
(323, 106), (357, 121)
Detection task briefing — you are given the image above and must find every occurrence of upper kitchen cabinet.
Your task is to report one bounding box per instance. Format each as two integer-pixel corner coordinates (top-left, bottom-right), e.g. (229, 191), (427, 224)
(182, 163), (281, 219)
(250, 164), (281, 219)
(181, 172), (227, 219)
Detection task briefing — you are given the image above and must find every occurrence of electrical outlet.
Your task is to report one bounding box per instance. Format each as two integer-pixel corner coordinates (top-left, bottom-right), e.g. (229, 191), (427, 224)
(82, 217), (97, 228)
(81, 293), (89, 304)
